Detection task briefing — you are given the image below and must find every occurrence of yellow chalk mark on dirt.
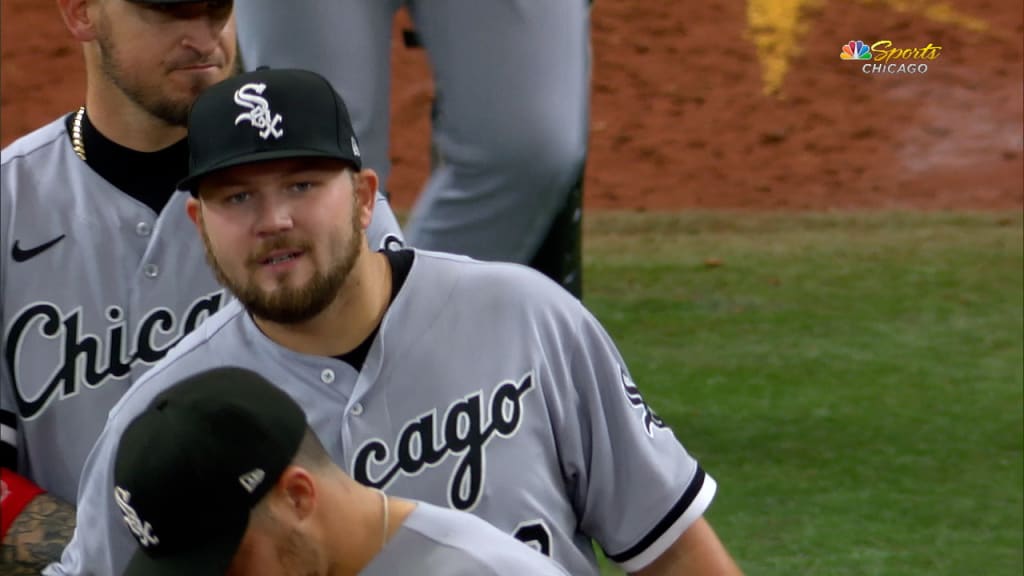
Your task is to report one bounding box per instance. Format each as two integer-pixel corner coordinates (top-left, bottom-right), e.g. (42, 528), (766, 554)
(746, 0), (990, 96)
(884, 0), (989, 33)
(747, 0), (820, 96)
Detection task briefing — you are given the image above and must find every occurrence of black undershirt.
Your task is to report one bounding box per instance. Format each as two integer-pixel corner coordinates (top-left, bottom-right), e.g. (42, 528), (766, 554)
(334, 249), (414, 370)
(65, 111), (188, 215)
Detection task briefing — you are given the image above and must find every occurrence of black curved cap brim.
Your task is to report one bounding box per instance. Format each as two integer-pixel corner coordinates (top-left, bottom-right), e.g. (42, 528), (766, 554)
(123, 527), (241, 576)
(178, 149), (356, 196)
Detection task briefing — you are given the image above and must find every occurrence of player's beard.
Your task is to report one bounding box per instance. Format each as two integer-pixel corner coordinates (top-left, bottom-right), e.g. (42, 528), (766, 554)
(201, 202), (363, 325)
(251, 509), (330, 576)
(94, 22), (236, 127)
(274, 525), (326, 576)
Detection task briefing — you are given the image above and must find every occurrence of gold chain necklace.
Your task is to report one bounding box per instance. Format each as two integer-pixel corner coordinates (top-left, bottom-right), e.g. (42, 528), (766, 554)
(376, 488), (389, 549)
(72, 106), (87, 161)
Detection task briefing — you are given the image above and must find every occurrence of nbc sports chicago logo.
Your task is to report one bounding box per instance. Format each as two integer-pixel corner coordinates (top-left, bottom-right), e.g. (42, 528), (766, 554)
(841, 39), (942, 74)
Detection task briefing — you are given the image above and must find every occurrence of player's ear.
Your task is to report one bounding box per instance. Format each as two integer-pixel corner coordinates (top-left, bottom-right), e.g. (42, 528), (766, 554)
(57, 0), (99, 42)
(185, 197), (203, 231)
(276, 466), (317, 522)
(354, 168), (378, 230)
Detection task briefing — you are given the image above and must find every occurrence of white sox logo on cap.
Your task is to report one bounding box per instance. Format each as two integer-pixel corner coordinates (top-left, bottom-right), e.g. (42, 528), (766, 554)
(115, 486), (160, 548)
(234, 82), (284, 140)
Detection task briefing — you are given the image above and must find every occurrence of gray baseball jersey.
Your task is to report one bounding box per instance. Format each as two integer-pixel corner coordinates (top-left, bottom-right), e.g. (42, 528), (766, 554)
(0, 116), (404, 503)
(364, 501), (570, 575)
(48, 251), (715, 576)
(234, 0), (590, 264)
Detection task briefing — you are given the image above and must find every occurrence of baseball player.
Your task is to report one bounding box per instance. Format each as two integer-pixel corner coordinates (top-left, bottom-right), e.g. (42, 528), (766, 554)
(0, 0), (404, 564)
(113, 366), (570, 575)
(48, 68), (742, 576)
(233, 0), (589, 297)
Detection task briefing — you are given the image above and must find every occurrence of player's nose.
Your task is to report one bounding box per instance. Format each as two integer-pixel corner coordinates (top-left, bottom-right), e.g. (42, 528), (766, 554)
(252, 197), (295, 236)
(179, 14), (229, 58)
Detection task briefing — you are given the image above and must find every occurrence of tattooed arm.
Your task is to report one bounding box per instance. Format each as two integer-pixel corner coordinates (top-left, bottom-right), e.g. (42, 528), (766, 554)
(0, 493), (76, 575)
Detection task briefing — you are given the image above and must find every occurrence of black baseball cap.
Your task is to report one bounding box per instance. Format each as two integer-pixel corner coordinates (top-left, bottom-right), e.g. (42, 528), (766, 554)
(113, 367), (308, 576)
(178, 67), (362, 194)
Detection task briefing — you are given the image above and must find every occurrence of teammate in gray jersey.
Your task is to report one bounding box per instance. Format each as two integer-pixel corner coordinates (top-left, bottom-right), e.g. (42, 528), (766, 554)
(50, 68), (742, 575)
(233, 0), (589, 296)
(112, 366), (568, 576)
(0, 0), (402, 569)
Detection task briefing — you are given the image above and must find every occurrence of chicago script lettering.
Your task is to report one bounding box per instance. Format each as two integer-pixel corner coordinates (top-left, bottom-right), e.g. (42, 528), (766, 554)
(353, 372), (534, 510)
(5, 291), (225, 420)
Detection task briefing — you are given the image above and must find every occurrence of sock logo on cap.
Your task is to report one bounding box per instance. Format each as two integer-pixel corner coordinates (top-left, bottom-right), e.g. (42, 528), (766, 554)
(115, 486), (160, 548)
(234, 83), (284, 140)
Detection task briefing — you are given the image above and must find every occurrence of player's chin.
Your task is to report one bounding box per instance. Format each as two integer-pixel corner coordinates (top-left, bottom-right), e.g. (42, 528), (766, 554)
(255, 267), (314, 292)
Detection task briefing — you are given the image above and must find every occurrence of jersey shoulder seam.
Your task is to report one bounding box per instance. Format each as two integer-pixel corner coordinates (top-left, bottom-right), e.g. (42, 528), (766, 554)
(109, 302), (245, 416)
(406, 529), (503, 575)
(1, 118), (70, 167)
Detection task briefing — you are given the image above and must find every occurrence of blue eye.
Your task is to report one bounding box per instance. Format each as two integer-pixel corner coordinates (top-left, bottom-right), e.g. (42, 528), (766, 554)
(289, 182), (314, 193)
(225, 191), (251, 205)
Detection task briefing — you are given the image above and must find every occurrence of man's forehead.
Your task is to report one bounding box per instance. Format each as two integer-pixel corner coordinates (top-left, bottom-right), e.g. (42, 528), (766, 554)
(203, 158), (352, 187)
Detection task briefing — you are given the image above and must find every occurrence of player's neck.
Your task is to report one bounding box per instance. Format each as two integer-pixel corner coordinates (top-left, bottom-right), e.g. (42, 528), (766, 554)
(84, 79), (187, 152)
(255, 250), (392, 357)
(326, 483), (415, 573)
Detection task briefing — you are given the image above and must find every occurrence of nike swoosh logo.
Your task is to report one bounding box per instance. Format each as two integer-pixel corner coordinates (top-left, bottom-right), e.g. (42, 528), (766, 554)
(12, 234), (66, 262)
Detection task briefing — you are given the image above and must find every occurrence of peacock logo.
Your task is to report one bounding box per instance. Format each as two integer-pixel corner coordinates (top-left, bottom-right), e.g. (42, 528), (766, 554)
(840, 40), (872, 60)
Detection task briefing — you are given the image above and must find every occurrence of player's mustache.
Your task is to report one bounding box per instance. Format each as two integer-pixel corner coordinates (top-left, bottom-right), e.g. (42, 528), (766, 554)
(168, 54), (225, 70)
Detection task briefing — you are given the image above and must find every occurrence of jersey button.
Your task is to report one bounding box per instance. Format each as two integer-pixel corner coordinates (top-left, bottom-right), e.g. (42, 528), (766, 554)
(320, 369), (335, 384)
(135, 222), (152, 237)
(351, 403), (364, 416)
(143, 264), (159, 278)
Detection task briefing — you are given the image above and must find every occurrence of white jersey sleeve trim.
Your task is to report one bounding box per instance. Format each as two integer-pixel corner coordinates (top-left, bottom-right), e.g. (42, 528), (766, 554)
(614, 469), (718, 573)
(0, 421), (14, 448)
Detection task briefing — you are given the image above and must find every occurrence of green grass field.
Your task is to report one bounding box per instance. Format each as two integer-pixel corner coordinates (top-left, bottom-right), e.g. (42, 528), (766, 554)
(581, 212), (1023, 575)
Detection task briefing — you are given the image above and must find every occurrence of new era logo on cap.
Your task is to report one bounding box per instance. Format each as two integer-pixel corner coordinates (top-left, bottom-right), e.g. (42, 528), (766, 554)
(238, 468), (266, 494)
